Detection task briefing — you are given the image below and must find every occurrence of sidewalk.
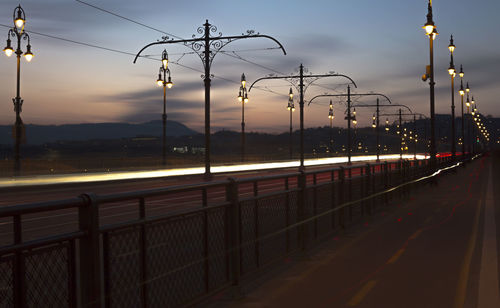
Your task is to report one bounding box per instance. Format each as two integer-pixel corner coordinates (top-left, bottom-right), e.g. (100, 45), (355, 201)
(206, 154), (498, 308)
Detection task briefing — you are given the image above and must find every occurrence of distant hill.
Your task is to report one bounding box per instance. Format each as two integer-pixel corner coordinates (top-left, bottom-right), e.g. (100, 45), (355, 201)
(0, 120), (198, 145)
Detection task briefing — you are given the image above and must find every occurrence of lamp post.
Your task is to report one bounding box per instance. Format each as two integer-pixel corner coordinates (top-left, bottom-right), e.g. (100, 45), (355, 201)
(347, 87), (354, 164)
(237, 73), (249, 162)
(458, 65), (465, 156)
(399, 109), (403, 160)
(134, 20), (286, 179)
(470, 96), (475, 154)
(156, 49), (173, 167)
(413, 114), (417, 159)
(465, 82), (470, 154)
(309, 92), (398, 163)
(328, 100), (334, 154)
(375, 99), (380, 161)
(447, 35), (456, 160)
(422, 0), (438, 167)
(3, 5), (34, 176)
(248, 64), (356, 170)
(379, 109), (423, 160)
(287, 88), (295, 159)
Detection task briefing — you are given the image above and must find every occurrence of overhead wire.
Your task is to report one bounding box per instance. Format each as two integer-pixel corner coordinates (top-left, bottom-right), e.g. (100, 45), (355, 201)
(74, 0), (350, 95)
(0, 23), (284, 98)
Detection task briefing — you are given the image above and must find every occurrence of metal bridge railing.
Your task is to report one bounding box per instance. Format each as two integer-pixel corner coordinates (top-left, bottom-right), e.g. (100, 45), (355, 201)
(0, 155), (468, 308)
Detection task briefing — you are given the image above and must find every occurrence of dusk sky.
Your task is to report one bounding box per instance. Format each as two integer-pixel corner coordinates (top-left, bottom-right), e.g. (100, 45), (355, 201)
(0, 0), (498, 133)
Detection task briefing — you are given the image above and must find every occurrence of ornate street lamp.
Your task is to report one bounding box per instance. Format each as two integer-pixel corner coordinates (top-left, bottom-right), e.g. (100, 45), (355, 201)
(3, 5), (34, 176)
(458, 65), (465, 155)
(328, 100), (334, 154)
(156, 49), (173, 167)
(249, 65), (356, 169)
(422, 0), (438, 167)
(237, 73), (249, 162)
(448, 35), (456, 159)
(465, 82), (471, 154)
(287, 87), (295, 159)
(134, 21), (286, 179)
(309, 93), (397, 163)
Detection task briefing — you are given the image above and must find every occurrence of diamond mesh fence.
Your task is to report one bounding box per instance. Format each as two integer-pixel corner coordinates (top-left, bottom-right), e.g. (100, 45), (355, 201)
(257, 193), (288, 267)
(0, 255), (13, 308)
(24, 242), (74, 308)
(0, 159), (442, 308)
(207, 207), (230, 290)
(104, 227), (142, 308)
(103, 207), (230, 308)
(314, 184), (335, 237)
(146, 213), (205, 307)
(240, 199), (258, 275)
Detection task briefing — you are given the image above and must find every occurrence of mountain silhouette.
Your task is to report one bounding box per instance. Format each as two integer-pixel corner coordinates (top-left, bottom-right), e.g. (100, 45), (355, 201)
(0, 120), (197, 145)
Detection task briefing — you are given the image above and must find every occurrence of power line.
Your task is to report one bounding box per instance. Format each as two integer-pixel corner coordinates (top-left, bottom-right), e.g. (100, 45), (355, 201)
(0, 23), (287, 99)
(75, 0), (183, 40)
(74, 1), (351, 96)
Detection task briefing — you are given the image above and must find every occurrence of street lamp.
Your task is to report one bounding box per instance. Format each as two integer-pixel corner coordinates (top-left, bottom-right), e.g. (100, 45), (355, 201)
(328, 100), (334, 154)
(287, 87), (295, 159)
(249, 65), (356, 170)
(238, 73), (249, 162)
(422, 0), (438, 168)
(448, 35), (456, 160)
(458, 65), (465, 156)
(3, 5), (34, 176)
(134, 20), (286, 179)
(309, 92), (396, 163)
(156, 50), (173, 167)
(465, 82), (471, 154)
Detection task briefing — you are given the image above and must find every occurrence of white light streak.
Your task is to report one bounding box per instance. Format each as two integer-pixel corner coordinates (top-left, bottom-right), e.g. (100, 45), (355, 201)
(0, 154), (428, 188)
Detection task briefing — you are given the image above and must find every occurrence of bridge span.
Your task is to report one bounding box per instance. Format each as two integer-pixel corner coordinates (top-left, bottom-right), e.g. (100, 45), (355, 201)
(1, 153), (494, 308)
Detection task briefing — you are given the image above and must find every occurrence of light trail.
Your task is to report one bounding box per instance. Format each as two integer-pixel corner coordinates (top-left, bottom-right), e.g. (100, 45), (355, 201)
(0, 154), (428, 188)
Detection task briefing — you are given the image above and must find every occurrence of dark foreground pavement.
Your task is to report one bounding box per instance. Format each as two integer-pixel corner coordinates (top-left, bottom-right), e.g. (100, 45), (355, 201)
(209, 152), (500, 308)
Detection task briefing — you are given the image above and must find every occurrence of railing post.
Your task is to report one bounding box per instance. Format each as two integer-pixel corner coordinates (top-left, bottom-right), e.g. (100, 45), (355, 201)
(331, 170), (336, 230)
(78, 193), (102, 308)
(338, 167), (345, 229)
(398, 160), (403, 199)
(383, 162), (389, 205)
(360, 166), (365, 217)
(348, 167), (353, 221)
(405, 160), (410, 198)
(297, 171), (307, 252)
(13, 215), (25, 308)
(313, 173), (318, 240)
(365, 163), (372, 215)
(285, 177), (290, 253)
(225, 178), (242, 298)
(139, 197), (149, 308)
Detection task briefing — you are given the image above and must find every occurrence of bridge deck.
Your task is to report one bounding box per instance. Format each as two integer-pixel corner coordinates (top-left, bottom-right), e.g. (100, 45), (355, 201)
(209, 152), (500, 308)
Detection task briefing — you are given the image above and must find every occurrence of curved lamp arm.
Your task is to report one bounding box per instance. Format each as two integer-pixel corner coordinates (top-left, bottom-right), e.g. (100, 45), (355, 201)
(134, 34), (286, 64)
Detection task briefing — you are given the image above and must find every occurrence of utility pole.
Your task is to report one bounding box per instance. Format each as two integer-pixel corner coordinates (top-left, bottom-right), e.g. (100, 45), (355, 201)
(249, 66), (356, 170)
(376, 98), (380, 162)
(347, 85), (352, 165)
(135, 20), (286, 178)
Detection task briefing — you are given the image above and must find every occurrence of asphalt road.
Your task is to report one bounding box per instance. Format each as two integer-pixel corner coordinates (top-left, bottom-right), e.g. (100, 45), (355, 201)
(211, 152), (500, 308)
(0, 160), (388, 245)
(0, 160), (382, 205)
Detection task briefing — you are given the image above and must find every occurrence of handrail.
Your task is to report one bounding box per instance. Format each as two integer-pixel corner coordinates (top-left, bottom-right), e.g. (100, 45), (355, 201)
(0, 197), (85, 218)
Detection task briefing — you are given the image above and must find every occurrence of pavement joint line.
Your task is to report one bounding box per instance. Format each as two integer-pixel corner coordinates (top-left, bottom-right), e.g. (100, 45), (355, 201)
(454, 198), (482, 308)
(386, 248), (406, 264)
(477, 166), (500, 307)
(408, 229), (423, 240)
(347, 280), (377, 306)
